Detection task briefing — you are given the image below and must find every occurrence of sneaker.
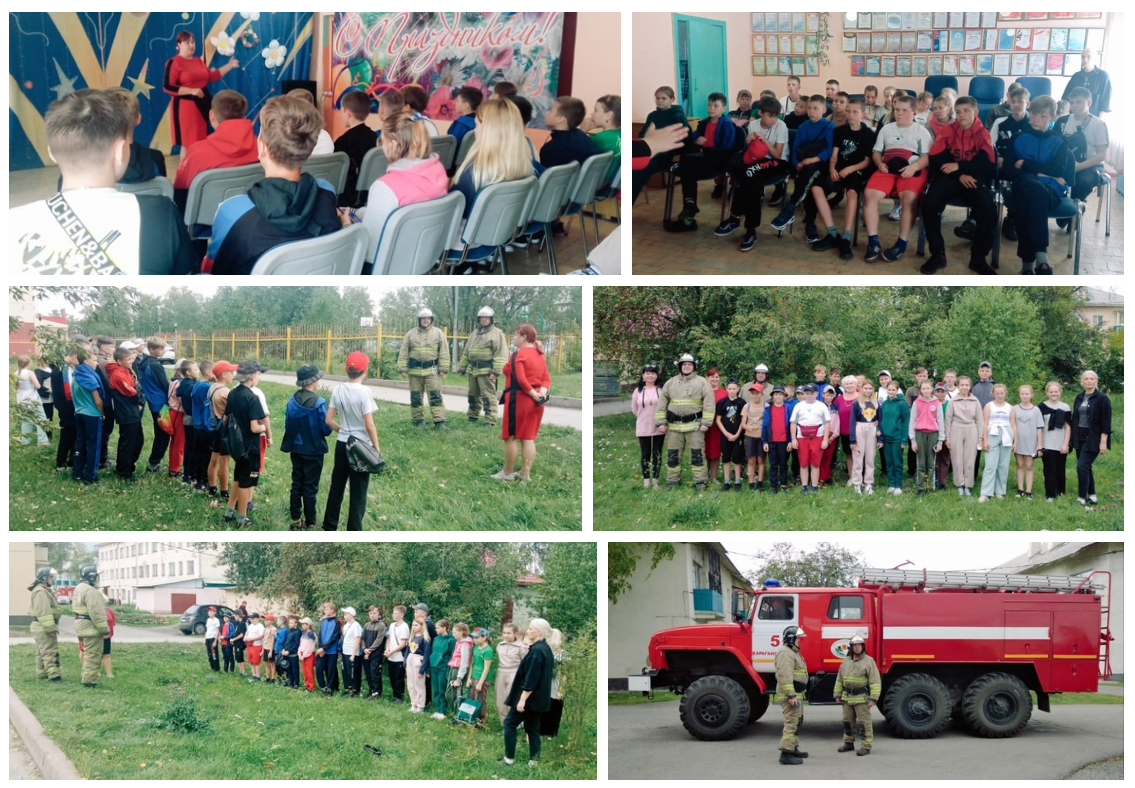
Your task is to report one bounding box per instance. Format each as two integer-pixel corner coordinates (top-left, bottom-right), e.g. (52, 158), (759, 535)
(969, 258), (998, 275)
(749, 482), (757, 491)
(711, 182), (725, 199)
(804, 224), (819, 243)
(854, 485), (862, 495)
(739, 232), (757, 252)
(1016, 490), (1025, 498)
(770, 207), (795, 231)
(978, 495), (989, 503)
(734, 482), (743, 492)
(527, 230), (546, 247)
(838, 237), (854, 259)
(1046, 498), (1054, 503)
(886, 487), (895, 494)
(679, 200), (699, 219)
(1036, 263), (1054, 276)
(889, 203), (902, 221)
(881, 242), (905, 262)
(722, 481), (732, 492)
(147, 463), (161, 473)
(865, 485), (874, 495)
(893, 488), (902, 496)
(1001, 218), (1018, 241)
(958, 487), (965, 496)
(801, 486), (809, 495)
(964, 488), (973, 497)
(768, 184), (786, 205)
(434, 422), (449, 431)
(491, 470), (518, 480)
(953, 218), (977, 240)
(812, 233), (837, 252)
(714, 218), (741, 237)
(920, 253), (947, 274)
(1089, 495), (1098, 504)
(864, 243), (881, 262)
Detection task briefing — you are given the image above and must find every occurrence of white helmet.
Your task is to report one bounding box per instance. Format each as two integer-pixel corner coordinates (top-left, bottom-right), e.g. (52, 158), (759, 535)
(755, 363), (769, 373)
(417, 308), (434, 328)
(477, 306), (495, 318)
(677, 353), (697, 372)
(849, 634), (866, 650)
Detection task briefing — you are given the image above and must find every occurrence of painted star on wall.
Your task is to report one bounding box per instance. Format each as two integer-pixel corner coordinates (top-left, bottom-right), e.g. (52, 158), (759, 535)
(51, 58), (79, 99)
(128, 59), (154, 99)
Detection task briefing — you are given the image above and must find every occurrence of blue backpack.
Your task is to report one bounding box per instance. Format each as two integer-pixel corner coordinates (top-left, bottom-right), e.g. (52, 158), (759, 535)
(202, 384), (225, 433)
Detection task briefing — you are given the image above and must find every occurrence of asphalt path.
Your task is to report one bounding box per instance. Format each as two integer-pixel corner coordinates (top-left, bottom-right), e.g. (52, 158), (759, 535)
(609, 701), (1124, 780)
(10, 617), (190, 645)
(9, 724), (42, 780)
(260, 372), (582, 430)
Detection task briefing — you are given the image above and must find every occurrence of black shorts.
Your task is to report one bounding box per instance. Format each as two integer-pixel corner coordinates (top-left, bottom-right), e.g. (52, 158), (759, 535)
(721, 438), (745, 464)
(234, 451), (261, 488)
(211, 430), (228, 456)
(102, 638), (111, 655)
(814, 170), (869, 198)
(744, 436), (764, 459)
(235, 645), (246, 663)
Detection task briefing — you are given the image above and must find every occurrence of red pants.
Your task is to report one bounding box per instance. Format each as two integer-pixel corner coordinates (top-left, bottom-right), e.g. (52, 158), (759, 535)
(168, 410), (185, 474)
(301, 655), (315, 690)
(819, 438), (838, 482)
(796, 436), (822, 468)
(259, 434), (267, 474)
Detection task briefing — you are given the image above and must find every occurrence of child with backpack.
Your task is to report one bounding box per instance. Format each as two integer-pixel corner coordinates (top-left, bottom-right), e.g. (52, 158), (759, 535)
(205, 361), (237, 498)
(222, 360), (268, 526)
(281, 365), (332, 530)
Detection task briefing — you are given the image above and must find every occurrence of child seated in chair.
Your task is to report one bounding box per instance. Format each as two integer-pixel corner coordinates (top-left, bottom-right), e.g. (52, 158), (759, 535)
(770, 95), (834, 235)
(808, 97), (877, 259)
(919, 96), (997, 276)
(401, 85), (441, 136)
(202, 95), (345, 275)
(286, 88), (334, 156)
(586, 94), (622, 183)
(1053, 87), (1109, 207)
(333, 90), (377, 209)
(1007, 95), (1068, 275)
(106, 87), (166, 185)
(861, 94), (932, 262)
(358, 112), (449, 264)
(540, 96), (598, 168)
(667, 92), (742, 231)
(174, 89), (259, 213)
(449, 86), (482, 151)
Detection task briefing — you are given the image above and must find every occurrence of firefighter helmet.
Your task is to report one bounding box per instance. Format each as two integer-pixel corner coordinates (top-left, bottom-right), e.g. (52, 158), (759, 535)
(782, 626), (805, 647)
(849, 634), (866, 653)
(755, 363), (770, 374)
(79, 565), (99, 585)
(417, 308), (434, 328)
(477, 306), (495, 318)
(677, 353), (697, 371)
(35, 567), (58, 585)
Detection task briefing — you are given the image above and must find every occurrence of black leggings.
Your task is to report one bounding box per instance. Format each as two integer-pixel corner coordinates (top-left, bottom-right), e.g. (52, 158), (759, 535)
(503, 705), (543, 761)
(1041, 449), (1068, 499)
(638, 435), (664, 479)
(1074, 434), (1099, 500)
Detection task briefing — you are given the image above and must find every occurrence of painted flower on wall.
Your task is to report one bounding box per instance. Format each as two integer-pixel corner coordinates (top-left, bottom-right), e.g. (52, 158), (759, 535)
(481, 42), (513, 72)
(240, 12), (260, 21)
(261, 39), (287, 69)
(210, 31), (237, 57)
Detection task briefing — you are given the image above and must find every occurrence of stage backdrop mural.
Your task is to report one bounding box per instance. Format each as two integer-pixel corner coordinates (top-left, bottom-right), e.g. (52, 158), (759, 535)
(9, 12), (313, 170)
(330, 12), (564, 128)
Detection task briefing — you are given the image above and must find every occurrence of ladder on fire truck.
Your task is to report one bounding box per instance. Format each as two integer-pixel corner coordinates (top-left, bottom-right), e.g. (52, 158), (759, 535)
(860, 568), (1113, 679)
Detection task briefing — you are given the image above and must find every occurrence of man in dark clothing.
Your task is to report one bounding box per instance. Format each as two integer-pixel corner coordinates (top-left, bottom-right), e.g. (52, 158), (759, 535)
(50, 351), (78, 471)
(540, 96), (599, 168)
(315, 604), (343, 695)
(361, 606), (387, 699)
(106, 347), (146, 480)
(137, 337), (171, 472)
(1061, 50), (1112, 116)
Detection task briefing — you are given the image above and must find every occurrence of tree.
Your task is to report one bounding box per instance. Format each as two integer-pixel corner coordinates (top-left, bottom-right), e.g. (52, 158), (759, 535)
(746, 542), (865, 589)
(44, 542), (99, 577)
(537, 543), (597, 637)
(929, 288), (1043, 390)
(608, 543), (676, 603)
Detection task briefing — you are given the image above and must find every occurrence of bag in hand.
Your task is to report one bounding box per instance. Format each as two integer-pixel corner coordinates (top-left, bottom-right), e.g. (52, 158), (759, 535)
(346, 435), (385, 474)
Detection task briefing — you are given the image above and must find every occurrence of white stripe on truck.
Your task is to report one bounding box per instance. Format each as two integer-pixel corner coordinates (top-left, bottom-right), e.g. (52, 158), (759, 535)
(883, 626), (1050, 640)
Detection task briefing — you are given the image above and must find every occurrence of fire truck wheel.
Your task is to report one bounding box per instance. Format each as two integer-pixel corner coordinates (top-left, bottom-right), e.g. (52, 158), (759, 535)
(747, 691), (770, 723)
(881, 673), (951, 739)
(961, 673), (1033, 738)
(679, 676), (751, 741)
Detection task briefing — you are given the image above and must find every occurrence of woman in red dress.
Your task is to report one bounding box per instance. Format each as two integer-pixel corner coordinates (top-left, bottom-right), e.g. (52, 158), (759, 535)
(496, 324), (551, 482)
(704, 368), (726, 484)
(163, 31), (240, 151)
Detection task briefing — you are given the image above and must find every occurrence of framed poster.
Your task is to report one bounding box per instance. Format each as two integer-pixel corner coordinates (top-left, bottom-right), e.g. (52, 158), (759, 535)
(1068, 29), (1087, 51)
(1077, 12), (1102, 19)
(778, 55), (792, 74)
(984, 29), (999, 51)
(766, 56), (779, 75)
(902, 12), (917, 30)
(752, 34), (765, 54)
(896, 56), (911, 76)
(933, 30), (948, 51)
(949, 30), (965, 52)
(887, 13), (902, 30)
(932, 12), (948, 28)
(1025, 12), (1049, 21)
(766, 13), (778, 31)
(858, 12), (871, 29)
(751, 12), (764, 32)
(959, 55), (975, 76)
(948, 12), (964, 27)
(999, 29), (1015, 50)
(887, 31), (901, 52)
(872, 32), (886, 53)
(1047, 54), (1065, 75)
(1032, 29), (1051, 52)
(901, 31), (917, 53)
(778, 13), (792, 32)
(993, 54), (1010, 75)
(807, 13), (819, 33)
(1087, 29), (1104, 52)
(842, 33), (857, 53)
(851, 55), (866, 76)
(917, 30), (933, 52)
(767, 35), (778, 54)
(943, 54), (958, 75)
(873, 12), (887, 30)
(964, 12), (981, 28)
(858, 34), (871, 54)
(881, 55), (896, 76)
(912, 56), (927, 76)
(975, 54), (993, 75)
(805, 56), (819, 76)
(1028, 53), (1046, 75)
(965, 30), (983, 51)
(780, 35), (793, 54)
(1010, 53), (1028, 75)
(998, 13), (1021, 21)
(866, 55), (881, 76)
(1064, 53), (1082, 74)
(981, 12), (997, 28)
(927, 55), (943, 75)
(752, 55), (765, 75)
(793, 35), (806, 55)
(917, 13), (931, 28)
(791, 57), (805, 76)
(1015, 29), (1032, 51)
(1051, 13), (1076, 19)
(1050, 29), (1068, 51)
(792, 12), (805, 33)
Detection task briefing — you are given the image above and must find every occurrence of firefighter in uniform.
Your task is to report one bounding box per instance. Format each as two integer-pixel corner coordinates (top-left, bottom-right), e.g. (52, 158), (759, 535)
(458, 306), (506, 425)
(28, 567), (62, 681)
(774, 626), (810, 765)
(834, 634), (882, 756)
(655, 353), (715, 491)
(398, 308), (450, 429)
(72, 565), (110, 687)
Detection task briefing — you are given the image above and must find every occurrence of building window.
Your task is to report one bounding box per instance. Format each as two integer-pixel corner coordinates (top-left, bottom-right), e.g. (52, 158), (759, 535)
(826, 595), (865, 620)
(692, 560), (704, 589)
(153, 564), (158, 577)
(179, 562), (183, 576)
(169, 563), (175, 576)
(1093, 315), (1104, 327)
(187, 560), (194, 576)
(1115, 312), (1123, 328)
(132, 567), (137, 579)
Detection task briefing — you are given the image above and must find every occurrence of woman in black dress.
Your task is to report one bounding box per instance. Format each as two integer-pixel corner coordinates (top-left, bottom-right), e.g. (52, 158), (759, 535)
(500, 617), (555, 766)
(1070, 370), (1111, 506)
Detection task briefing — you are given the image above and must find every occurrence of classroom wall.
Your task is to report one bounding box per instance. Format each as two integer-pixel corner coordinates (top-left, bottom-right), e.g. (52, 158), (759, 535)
(633, 11), (1111, 121)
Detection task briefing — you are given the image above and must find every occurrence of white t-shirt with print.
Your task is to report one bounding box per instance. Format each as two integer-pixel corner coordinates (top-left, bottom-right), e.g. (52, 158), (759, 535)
(873, 121), (934, 160)
(789, 400), (831, 437)
(12, 189), (142, 275)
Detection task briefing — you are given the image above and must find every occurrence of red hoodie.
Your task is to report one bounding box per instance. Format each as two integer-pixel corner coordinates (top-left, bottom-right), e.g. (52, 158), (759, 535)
(173, 118), (260, 190)
(928, 117), (997, 183)
(107, 362), (139, 398)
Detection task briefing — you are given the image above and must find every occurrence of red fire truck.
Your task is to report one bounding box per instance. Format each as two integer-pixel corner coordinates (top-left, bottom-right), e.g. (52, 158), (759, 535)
(629, 568), (1112, 742)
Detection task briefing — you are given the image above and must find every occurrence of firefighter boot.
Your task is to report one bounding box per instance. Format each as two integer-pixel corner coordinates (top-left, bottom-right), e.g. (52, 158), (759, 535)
(857, 748), (870, 756)
(467, 394), (480, 422)
(838, 743), (856, 753)
(792, 748), (808, 758)
(779, 750), (803, 765)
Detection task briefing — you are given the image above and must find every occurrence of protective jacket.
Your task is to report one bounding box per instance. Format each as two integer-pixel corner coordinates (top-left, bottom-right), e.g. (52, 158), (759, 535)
(398, 325), (450, 376)
(28, 584), (61, 634)
(774, 643), (809, 702)
(655, 373), (715, 432)
(834, 653), (882, 704)
(459, 324), (507, 377)
(72, 581), (110, 637)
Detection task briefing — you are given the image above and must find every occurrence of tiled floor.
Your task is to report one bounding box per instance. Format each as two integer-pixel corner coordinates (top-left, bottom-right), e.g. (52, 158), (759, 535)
(8, 158), (617, 276)
(631, 177), (1122, 277)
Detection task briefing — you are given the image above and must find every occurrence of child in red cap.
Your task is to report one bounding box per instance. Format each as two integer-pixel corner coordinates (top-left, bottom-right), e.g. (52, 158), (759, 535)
(323, 352), (381, 531)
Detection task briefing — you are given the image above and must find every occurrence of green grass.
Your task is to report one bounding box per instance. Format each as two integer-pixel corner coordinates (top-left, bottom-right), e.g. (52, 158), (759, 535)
(443, 371), (582, 400)
(110, 605), (179, 627)
(10, 381), (582, 531)
(607, 691), (680, 705)
(1033, 691), (1123, 705)
(592, 405), (1123, 531)
(9, 643), (595, 780)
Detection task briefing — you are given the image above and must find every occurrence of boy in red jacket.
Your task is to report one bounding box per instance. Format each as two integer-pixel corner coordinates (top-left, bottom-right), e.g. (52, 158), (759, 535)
(173, 90), (259, 211)
(919, 96), (997, 276)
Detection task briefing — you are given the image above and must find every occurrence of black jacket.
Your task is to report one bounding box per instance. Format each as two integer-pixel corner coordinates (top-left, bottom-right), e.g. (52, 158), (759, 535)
(1071, 390), (1112, 451)
(49, 364), (75, 426)
(506, 639), (554, 712)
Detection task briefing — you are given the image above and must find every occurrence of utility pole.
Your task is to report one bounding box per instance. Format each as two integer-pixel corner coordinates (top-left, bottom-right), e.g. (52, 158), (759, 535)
(451, 286), (460, 370)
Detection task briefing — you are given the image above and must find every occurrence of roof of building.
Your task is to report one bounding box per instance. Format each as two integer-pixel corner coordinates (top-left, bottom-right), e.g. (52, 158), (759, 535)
(516, 572), (545, 586)
(1079, 288), (1123, 307)
(993, 542), (1106, 573)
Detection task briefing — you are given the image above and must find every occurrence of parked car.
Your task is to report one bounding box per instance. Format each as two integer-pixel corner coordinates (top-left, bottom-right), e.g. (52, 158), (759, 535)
(159, 344), (177, 366)
(178, 604), (237, 635)
(55, 593), (72, 605)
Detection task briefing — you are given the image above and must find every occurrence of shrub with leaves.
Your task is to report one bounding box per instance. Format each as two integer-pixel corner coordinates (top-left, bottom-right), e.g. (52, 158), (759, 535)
(156, 690), (210, 733)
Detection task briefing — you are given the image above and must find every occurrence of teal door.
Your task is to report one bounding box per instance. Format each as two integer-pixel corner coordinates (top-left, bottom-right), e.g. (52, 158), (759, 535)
(673, 15), (728, 117)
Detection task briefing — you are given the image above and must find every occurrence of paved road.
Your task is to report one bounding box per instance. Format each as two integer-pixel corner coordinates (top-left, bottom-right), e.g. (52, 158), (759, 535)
(10, 617), (190, 646)
(9, 724), (42, 780)
(594, 398), (628, 418)
(260, 372), (581, 430)
(609, 702), (1124, 780)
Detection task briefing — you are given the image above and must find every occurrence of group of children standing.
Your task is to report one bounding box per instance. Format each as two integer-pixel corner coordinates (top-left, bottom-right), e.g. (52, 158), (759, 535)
(642, 75), (1108, 276)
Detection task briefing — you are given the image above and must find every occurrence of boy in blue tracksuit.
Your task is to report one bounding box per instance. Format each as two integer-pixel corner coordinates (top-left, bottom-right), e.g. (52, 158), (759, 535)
(136, 337), (171, 472)
(71, 348), (106, 484)
(772, 94), (835, 233)
(670, 92), (742, 231)
(761, 385), (797, 493)
(281, 364), (333, 531)
(1008, 96), (1068, 275)
(190, 361), (216, 493)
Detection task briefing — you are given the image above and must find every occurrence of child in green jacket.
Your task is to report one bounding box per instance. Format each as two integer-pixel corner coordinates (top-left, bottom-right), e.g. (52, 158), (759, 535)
(429, 619), (456, 719)
(879, 380), (910, 494)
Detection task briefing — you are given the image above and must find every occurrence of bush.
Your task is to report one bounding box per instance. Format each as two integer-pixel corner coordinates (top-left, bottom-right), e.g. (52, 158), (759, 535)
(156, 690), (210, 733)
(561, 622), (598, 751)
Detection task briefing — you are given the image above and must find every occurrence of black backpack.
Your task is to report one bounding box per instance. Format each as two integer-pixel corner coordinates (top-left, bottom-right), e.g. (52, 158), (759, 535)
(221, 413), (247, 461)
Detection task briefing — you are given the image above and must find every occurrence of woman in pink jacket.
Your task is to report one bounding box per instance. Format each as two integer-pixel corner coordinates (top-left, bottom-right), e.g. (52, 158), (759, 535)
(630, 364), (666, 489)
(834, 375), (859, 481)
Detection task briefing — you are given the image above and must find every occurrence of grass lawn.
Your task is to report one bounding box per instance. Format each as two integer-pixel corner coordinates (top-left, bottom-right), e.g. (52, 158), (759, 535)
(608, 691), (680, 705)
(592, 403), (1123, 531)
(442, 371), (582, 400)
(110, 606), (179, 627)
(10, 381), (582, 531)
(9, 643), (596, 780)
(1033, 691), (1123, 705)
